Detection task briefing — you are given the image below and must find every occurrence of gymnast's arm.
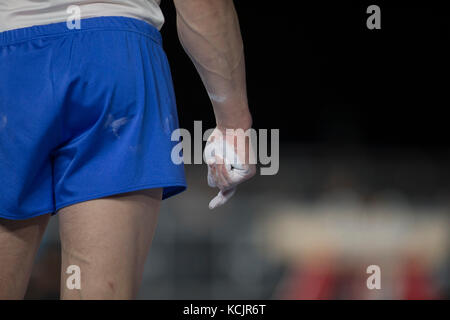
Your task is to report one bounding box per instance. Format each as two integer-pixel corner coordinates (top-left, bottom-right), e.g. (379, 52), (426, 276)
(173, 0), (252, 131)
(173, 0), (255, 209)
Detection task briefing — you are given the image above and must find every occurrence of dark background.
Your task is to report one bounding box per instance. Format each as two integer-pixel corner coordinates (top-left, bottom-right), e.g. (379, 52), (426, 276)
(160, 0), (450, 150)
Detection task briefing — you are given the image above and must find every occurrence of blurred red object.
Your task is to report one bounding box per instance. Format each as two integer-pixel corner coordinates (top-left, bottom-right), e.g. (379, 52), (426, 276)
(401, 256), (438, 300)
(279, 257), (337, 300)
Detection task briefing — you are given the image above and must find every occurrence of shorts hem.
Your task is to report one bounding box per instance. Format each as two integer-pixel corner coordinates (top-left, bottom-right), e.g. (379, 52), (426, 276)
(0, 181), (186, 220)
(0, 207), (55, 221)
(54, 180), (187, 213)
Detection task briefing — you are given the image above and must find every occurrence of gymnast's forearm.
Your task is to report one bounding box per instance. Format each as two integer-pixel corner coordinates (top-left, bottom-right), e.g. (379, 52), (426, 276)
(174, 0), (252, 130)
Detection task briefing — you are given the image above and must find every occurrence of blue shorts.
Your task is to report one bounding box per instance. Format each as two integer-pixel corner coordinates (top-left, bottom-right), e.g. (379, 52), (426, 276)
(0, 16), (186, 220)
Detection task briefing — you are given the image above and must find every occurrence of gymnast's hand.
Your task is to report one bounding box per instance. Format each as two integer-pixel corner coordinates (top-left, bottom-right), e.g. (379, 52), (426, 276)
(204, 127), (256, 209)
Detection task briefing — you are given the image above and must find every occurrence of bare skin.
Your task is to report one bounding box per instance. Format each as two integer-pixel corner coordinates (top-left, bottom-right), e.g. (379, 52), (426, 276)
(0, 214), (50, 299)
(58, 188), (162, 299)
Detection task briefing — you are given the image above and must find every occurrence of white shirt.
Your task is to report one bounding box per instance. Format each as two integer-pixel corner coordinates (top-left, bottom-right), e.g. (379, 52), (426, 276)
(0, 0), (164, 32)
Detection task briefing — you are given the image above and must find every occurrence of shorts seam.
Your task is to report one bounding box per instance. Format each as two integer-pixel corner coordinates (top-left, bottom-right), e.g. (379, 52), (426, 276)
(55, 180), (187, 212)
